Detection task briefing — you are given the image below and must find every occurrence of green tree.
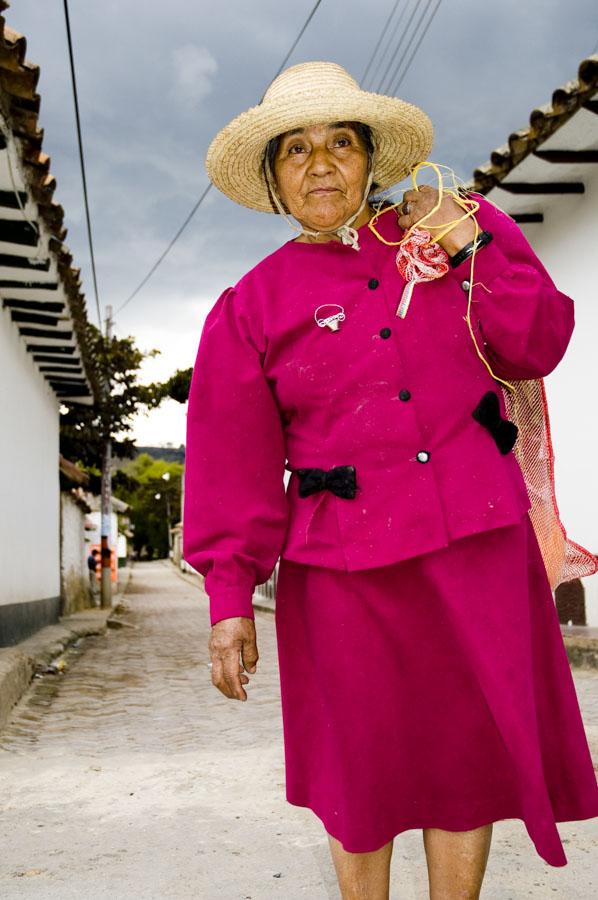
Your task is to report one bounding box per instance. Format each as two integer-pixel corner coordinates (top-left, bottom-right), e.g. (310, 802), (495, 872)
(116, 455), (183, 559)
(60, 323), (166, 468)
(161, 368), (192, 404)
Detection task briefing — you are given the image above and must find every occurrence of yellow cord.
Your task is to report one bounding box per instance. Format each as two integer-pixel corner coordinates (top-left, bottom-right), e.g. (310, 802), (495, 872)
(368, 160), (515, 394)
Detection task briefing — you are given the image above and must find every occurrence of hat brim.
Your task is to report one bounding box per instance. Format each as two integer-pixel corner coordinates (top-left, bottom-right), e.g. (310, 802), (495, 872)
(205, 89), (434, 213)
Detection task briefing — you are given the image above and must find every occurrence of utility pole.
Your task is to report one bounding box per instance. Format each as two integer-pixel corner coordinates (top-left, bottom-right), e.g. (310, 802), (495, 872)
(161, 471), (173, 556)
(100, 304), (113, 609)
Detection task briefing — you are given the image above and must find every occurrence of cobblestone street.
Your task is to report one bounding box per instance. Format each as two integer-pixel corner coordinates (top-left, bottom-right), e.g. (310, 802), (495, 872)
(0, 562), (596, 899)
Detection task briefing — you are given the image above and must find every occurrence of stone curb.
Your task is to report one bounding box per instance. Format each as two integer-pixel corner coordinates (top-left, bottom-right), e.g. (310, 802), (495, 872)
(0, 568), (133, 734)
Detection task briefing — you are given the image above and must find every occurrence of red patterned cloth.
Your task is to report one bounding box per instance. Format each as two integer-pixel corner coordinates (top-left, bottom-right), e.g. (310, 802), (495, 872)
(395, 228), (449, 318)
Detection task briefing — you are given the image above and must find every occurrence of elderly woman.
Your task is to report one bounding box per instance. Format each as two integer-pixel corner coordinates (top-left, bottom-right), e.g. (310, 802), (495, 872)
(183, 62), (598, 899)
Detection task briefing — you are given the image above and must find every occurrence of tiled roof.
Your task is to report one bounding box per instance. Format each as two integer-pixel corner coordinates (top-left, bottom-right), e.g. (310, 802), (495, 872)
(469, 55), (598, 194)
(0, 3), (98, 404)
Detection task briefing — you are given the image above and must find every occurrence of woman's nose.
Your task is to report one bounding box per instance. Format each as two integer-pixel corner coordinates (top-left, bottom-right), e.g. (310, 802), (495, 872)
(307, 146), (334, 175)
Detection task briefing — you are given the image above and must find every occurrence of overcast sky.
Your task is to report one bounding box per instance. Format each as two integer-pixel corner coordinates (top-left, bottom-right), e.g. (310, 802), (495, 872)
(9, 0), (598, 446)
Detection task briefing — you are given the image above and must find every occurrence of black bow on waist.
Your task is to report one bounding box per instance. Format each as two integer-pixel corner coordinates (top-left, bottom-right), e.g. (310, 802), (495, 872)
(472, 390), (518, 454)
(294, 465), (357, 499)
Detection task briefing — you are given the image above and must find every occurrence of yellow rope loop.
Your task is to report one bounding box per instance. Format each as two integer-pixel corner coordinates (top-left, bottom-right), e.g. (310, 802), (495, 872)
(368, 160), (515, 394)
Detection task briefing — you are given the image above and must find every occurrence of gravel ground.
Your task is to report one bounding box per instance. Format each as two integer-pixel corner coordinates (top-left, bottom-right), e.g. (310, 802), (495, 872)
(0, 561), (596, 899)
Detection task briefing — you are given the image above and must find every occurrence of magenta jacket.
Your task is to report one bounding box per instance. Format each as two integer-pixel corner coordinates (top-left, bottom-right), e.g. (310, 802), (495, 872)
(183, 196), (574, 625)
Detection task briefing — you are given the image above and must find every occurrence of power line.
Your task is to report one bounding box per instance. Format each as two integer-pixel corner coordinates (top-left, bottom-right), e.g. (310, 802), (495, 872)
(62, 0), (102, 328)
(374, 0), (423, 94)
(261, 0), (323, 100)
(380, 0), (433, 94)
(117, 182), (212, 313)
(117, 0), (323, 315)
(364, 0), (411, 92)
(360, 0), (401, 86)
(389, 0), (443, 95)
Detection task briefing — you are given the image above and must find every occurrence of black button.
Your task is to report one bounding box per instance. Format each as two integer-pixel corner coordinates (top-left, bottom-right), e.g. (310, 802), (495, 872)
(368, 278), (379, 290)
(379, 327), (391, 339)
(416, 450), (430, 464)
(399, 389), (411, 401)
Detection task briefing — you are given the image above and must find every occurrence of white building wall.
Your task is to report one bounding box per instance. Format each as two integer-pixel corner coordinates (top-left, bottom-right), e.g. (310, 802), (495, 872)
(0, 305), (60, 605)
(61, 492), (89, 614)
(519, 168), (598, 624)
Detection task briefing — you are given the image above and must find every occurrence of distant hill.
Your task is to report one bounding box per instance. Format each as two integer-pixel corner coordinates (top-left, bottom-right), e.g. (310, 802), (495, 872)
(135, 445), (185, 464)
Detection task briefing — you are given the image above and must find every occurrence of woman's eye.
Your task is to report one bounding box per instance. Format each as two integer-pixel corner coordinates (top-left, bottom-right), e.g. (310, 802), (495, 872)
(334, 136), (351, 147)
(288, 144), (305, 154)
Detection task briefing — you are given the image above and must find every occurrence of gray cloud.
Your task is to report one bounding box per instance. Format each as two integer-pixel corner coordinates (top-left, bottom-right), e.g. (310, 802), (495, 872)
(8, 0), (598, 440)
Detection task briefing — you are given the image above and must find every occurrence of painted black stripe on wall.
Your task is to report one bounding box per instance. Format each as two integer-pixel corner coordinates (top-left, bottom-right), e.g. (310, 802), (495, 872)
(0, 596), (60, 647)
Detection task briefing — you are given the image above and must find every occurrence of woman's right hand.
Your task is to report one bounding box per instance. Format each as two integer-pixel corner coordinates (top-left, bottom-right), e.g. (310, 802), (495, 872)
(208, 616), (259, 701)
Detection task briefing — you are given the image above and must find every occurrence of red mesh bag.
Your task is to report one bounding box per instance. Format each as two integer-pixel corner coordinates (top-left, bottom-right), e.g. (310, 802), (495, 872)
(502, 378), (598, 590)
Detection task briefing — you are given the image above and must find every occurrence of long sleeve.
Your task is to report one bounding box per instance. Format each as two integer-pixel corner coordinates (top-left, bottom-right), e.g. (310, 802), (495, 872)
(446, 194), (575, 380)
(183, 286), (289, 626)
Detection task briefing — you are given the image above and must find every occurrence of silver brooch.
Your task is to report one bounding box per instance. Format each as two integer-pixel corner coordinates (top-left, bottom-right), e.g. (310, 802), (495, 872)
(314, 304), (346, 332)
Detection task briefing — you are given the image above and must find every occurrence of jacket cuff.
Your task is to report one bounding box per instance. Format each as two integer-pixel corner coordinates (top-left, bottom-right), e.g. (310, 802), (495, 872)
(446, 239), (511, 289)
(208, 584), (256, 626)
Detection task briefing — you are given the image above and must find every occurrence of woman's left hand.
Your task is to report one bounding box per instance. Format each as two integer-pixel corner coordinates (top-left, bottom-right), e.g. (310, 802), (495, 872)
(397, 185), (477, 255)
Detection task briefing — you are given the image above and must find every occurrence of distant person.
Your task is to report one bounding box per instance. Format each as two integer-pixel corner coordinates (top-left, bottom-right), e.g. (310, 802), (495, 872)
(184, 61), (598, 898)
(87, 549), (100, 606)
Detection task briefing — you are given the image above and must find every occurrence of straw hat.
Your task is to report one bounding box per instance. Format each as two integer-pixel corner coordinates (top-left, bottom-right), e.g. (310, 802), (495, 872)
(205, 61), (434, 213)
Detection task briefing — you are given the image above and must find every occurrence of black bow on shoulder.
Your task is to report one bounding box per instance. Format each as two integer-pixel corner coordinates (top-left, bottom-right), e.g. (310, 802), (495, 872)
(472, 390), (518, 454)
(294, 465), (357, 499)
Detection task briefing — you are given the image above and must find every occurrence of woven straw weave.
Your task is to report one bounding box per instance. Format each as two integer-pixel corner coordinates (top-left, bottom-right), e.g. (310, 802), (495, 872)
(205, 62), (434, 213)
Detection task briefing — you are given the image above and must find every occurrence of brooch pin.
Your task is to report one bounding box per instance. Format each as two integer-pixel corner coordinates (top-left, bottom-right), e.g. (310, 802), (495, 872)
(314, 304), (346, 332)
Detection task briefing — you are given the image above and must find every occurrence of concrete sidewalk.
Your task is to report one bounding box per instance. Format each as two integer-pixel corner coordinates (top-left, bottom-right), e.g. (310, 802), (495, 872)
(0, 568), (131, 732)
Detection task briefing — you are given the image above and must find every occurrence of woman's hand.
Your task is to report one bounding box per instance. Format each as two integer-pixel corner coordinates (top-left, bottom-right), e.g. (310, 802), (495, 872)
(397, 185), (477, 256)
(208, 616), (259, 701)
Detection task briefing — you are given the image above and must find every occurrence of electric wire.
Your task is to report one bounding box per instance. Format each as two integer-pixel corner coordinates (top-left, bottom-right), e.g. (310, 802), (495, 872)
(381, 0), (434, 94)
(260, 0), (323, 100)
(117, 182), (212, 314)
(63, 0), (102, 328)
(117, 0), (323, 314)
(360, 0), (401, 86)
(389, 0), (443, 94)
(365, 0), (413, 92)
(374, 0), (423, 94)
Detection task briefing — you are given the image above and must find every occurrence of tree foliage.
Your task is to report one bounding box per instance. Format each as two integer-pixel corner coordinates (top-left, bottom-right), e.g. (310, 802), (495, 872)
(60, 323), (175, 467)
(160, 368), (192, 404)
(116, 454), (183, 559)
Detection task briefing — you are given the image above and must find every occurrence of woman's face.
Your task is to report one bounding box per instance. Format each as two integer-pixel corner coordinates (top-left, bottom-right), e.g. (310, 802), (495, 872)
(272, 122), (371, 235)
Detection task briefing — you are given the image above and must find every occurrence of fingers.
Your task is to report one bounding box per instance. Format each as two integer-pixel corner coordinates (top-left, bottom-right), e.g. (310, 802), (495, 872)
(398, 186), (439, 231)
(241, 639), (259, 674)
(398, 188), (420, 229)
(210, 648), (247, 701)
(208, 621), (259, 701)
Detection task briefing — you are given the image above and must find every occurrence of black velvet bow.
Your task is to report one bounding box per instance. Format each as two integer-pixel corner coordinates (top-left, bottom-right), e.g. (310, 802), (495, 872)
(471, 390), (518, 454)
(295, 465), (357, 499)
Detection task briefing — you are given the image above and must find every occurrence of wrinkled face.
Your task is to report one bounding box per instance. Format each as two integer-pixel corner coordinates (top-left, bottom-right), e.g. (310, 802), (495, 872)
(272, 122), (371, 236)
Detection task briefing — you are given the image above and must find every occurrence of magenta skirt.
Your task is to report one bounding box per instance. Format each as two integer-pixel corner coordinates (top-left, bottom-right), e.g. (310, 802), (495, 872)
(274, 513), (598, 866)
